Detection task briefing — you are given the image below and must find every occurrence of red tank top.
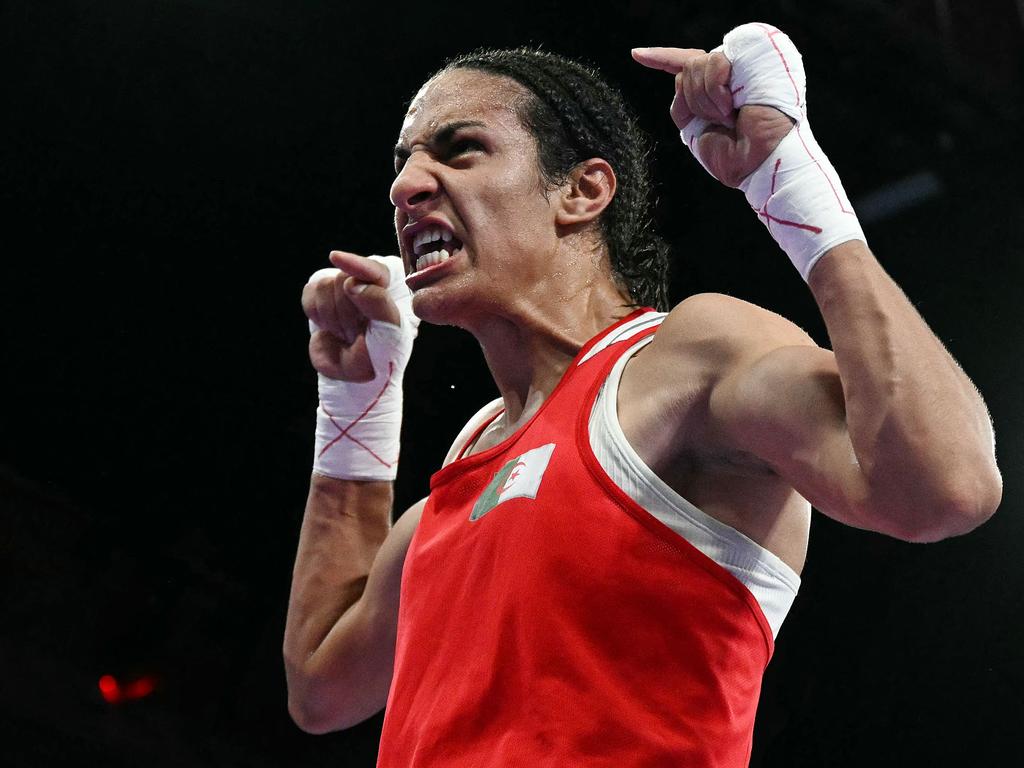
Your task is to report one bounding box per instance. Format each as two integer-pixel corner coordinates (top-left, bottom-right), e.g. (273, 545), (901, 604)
(377, 310), (774, 768)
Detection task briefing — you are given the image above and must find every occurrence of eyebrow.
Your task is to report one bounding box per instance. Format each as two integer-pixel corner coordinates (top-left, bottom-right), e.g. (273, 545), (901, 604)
(393, 120), (487, 164)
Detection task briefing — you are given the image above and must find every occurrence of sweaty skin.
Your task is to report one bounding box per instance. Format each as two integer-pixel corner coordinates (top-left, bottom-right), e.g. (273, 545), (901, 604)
(391, 69), (630, 427)
(284, 58), (1001, 735)
(391, 68), (814, 571)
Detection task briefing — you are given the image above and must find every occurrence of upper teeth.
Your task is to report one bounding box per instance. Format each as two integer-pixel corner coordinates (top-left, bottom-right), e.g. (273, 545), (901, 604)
(413, 225), (453, 255)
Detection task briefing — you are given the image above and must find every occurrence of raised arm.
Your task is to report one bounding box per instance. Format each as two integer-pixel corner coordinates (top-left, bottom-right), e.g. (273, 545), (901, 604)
(809, 242), (999, 538)
(704, 247), (1001, 541)
(284, 251), (420, 732)
(635, 25), (1002, 541)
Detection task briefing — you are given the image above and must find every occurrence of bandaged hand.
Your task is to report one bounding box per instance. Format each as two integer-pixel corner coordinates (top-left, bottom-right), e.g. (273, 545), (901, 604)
(301, 252), (419, 481)
(633, 23), (866, 281)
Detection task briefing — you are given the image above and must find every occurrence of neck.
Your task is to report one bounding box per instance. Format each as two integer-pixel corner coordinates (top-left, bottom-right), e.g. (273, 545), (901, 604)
(468, 278), (634, 426)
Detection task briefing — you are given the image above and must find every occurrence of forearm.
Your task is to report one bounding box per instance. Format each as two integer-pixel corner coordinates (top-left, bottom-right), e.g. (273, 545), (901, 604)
(284, 257), (416, 730)
(808, 241), (1002, 538)
(283, 474), (392, 678)
(649, 23), (1001, 537)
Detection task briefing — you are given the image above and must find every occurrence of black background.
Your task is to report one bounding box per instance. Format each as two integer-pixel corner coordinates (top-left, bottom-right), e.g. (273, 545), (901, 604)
(2, 1), (1022, 766)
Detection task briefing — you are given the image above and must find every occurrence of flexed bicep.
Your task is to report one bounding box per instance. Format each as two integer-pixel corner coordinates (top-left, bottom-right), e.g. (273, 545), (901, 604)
(708, 344), (884, 532)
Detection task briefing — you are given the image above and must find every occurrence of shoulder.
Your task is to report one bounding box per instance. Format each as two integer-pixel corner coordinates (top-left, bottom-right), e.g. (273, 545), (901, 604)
(648, 292), (817, 366)
(620, 294), (821, 455)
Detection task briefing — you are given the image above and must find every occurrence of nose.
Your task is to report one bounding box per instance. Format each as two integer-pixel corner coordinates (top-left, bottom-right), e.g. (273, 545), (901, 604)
(390, 152), (440, 213)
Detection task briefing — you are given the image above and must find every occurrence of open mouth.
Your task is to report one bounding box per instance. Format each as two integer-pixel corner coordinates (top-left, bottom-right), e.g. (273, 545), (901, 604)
(410, 225), (464, 274)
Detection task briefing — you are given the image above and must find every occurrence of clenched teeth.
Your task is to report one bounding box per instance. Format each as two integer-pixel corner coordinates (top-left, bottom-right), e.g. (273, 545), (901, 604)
(413, 226), (454, 255)
(414, 249), (450, 273)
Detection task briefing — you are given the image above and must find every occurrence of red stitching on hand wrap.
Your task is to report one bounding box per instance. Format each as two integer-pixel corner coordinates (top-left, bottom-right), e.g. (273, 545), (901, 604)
(318, 362), (396, 468)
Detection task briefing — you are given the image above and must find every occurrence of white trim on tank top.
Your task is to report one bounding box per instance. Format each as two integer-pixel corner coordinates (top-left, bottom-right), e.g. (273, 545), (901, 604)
(444, 311), (801, 638)
(589, 332), (801, 639)
(443, 312), (671, 467)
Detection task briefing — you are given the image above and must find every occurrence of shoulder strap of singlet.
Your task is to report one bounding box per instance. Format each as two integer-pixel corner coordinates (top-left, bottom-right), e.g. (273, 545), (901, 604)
(577, 311), (667, 366)
(440, 310), (666, 468)
(442, 398), (505, 467)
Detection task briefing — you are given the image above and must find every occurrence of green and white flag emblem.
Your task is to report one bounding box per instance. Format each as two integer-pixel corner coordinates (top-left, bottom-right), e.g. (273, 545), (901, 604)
(469, 443), (556, 521)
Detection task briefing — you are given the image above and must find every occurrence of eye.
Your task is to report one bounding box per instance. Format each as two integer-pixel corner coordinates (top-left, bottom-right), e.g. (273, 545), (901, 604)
(392, 138), (483, 174)
(448, 139), (483, 158)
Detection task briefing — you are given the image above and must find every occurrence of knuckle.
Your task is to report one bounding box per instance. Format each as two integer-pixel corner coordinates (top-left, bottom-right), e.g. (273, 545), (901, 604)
(315, 276), (333, 298)
(317, 295), (338, 322)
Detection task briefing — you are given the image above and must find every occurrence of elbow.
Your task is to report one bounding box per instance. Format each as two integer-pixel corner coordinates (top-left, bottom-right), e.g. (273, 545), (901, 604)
(285, 655), (374, 734)
(288, 691), (343, 735)
(877, 466), (1004, 543)
(286, 676), (354, 735)
(917, 470), (1003, 542)
(284, 655), (347, 735)
(288, 694), (326, 734)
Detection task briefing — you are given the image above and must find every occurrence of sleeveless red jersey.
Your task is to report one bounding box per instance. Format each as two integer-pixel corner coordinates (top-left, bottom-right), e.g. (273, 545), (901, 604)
(377, 310), (775, 768)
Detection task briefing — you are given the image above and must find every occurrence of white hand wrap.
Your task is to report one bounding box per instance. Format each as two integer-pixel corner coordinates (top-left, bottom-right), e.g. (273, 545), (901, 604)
(681, 23), (866, 280)
(307, 256), (419, 481)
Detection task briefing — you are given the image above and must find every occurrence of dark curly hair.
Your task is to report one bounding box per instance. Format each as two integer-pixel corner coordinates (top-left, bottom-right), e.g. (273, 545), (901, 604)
(435, 47), (670, 311)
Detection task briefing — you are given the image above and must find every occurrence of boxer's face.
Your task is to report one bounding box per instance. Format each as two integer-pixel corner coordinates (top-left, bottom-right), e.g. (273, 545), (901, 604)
(391, 68), (563, 326)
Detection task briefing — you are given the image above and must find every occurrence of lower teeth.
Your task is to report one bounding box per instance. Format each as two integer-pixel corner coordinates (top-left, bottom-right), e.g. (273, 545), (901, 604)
(415, 249), (451, 273)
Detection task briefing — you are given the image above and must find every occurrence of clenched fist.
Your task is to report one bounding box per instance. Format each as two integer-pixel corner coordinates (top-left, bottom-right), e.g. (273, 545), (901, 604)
(632, 47), (794, 188)
(302, 251), (406, 382)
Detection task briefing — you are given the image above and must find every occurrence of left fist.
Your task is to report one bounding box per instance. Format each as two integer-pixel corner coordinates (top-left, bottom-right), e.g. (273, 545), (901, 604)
(632, 47), (794, 188)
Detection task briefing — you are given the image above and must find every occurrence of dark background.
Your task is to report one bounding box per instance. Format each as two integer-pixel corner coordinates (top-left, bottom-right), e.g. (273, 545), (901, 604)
(2, 1), (1022, 765)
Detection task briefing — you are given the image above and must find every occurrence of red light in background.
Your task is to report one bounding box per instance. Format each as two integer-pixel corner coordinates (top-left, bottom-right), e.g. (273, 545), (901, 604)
(98, 674), (121, 703)
(98, 674), (157, 704)
(123, 676), (156, 699)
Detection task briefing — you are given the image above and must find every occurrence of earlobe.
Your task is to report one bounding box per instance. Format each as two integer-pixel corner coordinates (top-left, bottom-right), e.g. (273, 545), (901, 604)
(556, 158), (617, 226)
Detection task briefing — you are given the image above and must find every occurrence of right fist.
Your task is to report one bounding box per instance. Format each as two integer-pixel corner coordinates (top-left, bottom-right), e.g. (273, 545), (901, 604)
(302, 251), (412, 382)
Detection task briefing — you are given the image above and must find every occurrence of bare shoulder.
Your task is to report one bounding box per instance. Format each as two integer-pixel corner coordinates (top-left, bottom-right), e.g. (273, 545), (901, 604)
(649, 292), (817, 365)
(615, 295), (818, 572)
(619, 293), (819, 468)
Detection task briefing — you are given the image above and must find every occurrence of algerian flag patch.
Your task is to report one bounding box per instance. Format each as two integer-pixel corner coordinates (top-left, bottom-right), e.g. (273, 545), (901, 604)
(469, 443), (556, 522)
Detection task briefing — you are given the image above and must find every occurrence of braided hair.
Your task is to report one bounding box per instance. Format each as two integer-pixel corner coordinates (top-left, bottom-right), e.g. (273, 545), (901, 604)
(437, 48), (671, 311)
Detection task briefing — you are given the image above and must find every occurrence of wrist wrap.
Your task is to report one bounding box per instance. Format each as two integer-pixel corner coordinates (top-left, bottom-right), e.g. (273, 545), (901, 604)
(307, 256), (418, 481)
(682, 23), (866, 280)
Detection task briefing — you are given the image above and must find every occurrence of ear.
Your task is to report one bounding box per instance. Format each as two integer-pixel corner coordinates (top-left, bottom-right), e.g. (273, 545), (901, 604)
(555, 158), (617, 227)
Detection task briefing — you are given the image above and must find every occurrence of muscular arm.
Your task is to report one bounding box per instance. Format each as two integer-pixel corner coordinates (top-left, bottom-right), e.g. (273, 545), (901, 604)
(283, 476), (423, 733)
(281, 391), (508, 733)
(808, 242), (1000, 537)
(286, 252), (424, 733)
(636, 28), (1001, 542)
(709, 243), (1002, 542)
